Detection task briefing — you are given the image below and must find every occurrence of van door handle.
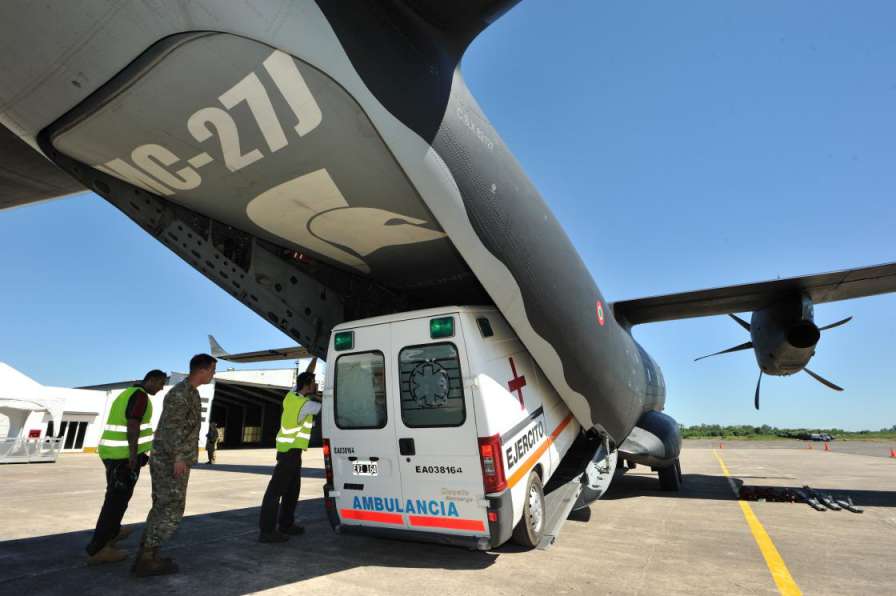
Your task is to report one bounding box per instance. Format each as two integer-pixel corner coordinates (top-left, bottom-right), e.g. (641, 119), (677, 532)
(398, 438), (415, 456)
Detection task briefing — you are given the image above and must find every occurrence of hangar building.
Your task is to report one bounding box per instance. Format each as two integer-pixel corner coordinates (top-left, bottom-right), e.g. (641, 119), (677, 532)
(0, 361), (321, 461)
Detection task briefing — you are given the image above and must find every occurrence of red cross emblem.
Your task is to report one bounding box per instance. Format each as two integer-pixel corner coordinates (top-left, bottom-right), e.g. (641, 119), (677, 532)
(507, 357), (526, 409)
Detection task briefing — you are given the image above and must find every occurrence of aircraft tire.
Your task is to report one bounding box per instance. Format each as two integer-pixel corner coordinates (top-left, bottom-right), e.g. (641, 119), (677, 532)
(512, 472), (545, 548)
(658, 459), (681, 491)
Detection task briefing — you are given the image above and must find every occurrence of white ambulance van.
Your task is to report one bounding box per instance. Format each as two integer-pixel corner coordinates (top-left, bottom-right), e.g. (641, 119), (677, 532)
(321, 306), (584, 549)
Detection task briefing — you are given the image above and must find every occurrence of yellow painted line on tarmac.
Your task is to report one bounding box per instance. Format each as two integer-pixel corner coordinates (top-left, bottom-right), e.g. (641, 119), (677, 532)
(713, 450), (802, 596)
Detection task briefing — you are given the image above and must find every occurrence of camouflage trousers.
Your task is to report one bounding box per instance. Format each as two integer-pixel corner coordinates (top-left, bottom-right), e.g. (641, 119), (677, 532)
(143, 454), (191, 548)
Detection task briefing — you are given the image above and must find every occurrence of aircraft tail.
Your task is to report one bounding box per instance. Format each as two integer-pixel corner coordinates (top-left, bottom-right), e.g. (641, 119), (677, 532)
(208, 335), (226, 357)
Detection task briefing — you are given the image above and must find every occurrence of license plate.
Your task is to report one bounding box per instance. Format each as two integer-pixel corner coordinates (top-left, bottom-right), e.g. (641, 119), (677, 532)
(353, 461), (378, 476)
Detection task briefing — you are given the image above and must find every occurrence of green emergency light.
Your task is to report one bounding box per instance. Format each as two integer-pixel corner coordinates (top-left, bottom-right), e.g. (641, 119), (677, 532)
(334, 331), (354, 351)
(429, 317), (454, 339)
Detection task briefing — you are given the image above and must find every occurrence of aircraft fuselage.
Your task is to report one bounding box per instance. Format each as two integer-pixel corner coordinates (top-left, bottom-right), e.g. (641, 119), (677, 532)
(1, 1), (669, 446)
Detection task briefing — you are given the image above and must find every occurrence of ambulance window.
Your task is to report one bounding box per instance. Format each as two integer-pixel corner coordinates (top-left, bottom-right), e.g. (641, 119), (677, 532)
(334, 351), (388, 430)
(398, 343), (465, 427)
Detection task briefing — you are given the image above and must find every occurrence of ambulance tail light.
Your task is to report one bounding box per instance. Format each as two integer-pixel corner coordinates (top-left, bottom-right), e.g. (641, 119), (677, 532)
(478, 434), (507, 493)
(322, 438), (333, 484)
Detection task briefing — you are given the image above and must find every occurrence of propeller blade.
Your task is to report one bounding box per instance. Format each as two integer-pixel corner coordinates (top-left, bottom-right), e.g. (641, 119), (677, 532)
(694, 341), (753, 362)
(754, 371), (762, 410)
(729, 314), (751, 331)
(804, 368), (844, 391)
(818, 316), (852, 331)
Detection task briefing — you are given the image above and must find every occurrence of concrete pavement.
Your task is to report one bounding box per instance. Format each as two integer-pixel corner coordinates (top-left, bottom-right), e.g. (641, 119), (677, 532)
(2, 443), (894, 595)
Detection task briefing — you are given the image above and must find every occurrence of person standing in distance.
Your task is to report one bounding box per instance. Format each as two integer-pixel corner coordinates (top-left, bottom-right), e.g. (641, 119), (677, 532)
(258, 358), (320, 542)
(134, 354), (216, 577)
(205, 421), (219, 465)
(86, 370), (167, 565)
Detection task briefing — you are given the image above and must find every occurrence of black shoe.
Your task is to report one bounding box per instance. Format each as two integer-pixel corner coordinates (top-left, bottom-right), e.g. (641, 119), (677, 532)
(279, 525), (305, 536)
(258, 531), (290, 543)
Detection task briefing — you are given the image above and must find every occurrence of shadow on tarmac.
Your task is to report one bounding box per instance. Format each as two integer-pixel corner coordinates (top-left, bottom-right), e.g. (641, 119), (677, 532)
(0, 498), (497, 595)
(192, 463), (326, 479)
(605, 472), (896, 507)
(603, 472), (736, 501)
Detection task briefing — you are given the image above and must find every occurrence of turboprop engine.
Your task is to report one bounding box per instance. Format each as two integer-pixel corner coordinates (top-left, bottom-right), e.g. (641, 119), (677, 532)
(695, 294), (852, 409)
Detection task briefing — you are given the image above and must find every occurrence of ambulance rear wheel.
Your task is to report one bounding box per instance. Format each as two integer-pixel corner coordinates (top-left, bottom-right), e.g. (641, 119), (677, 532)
(512, 472), (545, 548)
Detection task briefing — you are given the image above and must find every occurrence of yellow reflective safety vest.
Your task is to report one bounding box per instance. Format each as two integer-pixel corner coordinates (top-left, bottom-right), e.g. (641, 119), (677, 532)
(276, 391), (313, 452)
(98, 386), (153, 460)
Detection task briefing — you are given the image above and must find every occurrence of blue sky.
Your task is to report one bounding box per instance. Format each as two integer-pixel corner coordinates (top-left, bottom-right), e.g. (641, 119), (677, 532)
(1, 1), (894, 430)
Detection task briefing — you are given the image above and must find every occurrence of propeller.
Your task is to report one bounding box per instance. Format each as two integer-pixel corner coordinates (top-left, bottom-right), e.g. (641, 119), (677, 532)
(694, 311), (851, 409)
(818, 316), (852, 331)
(804, 367), (844, 391)
(797, 316), (849, 392)
(729, 314), (751, 331)
(754, 371), (762, 410)
(694, 341), (753, 362)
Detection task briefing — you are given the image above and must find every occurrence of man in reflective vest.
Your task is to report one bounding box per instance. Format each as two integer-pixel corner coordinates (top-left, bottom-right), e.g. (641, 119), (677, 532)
(259, 359), (320, 542)
(86, 369), (167, 565)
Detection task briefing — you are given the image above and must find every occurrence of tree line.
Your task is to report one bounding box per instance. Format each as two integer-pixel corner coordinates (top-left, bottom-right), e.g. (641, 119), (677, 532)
(680, 424), (896, 439)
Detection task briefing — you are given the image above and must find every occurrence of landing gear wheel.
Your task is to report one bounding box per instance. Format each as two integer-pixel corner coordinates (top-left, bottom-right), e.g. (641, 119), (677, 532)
(658, 458), (681, 491)
(512, 472), (545, 548)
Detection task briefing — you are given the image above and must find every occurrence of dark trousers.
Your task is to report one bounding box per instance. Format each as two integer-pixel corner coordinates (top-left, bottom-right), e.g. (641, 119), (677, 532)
(86, 459), (140, 555)
(259, 449), (302, 533)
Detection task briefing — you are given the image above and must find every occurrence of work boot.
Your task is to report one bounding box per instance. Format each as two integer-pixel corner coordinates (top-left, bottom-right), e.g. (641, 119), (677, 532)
(258, 530), (290, 543)
(279, 525), (305, 536)
(109, 525), (133, 545)
(134, 547), (179, 577)
(86, 544), (128, 566)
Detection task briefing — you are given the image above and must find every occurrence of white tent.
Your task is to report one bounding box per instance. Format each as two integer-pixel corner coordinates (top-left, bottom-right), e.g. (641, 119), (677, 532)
(0, 362), (65, 462)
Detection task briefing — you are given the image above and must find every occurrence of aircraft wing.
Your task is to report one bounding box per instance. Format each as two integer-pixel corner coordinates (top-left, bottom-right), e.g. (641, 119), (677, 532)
(0, 124), (84, 210)
(208, 335), (309, 363)
(612, 262), (896, 326)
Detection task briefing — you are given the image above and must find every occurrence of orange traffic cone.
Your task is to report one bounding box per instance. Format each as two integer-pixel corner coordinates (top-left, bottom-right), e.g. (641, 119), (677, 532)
(824, 442), (830, 451)
(719, 442), (724, 449)
(890, 449), (896, 458)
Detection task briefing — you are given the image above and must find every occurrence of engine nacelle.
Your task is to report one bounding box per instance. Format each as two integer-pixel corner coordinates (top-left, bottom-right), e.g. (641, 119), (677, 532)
(751, 294), (820, 375)
(617, 410), (682, 468)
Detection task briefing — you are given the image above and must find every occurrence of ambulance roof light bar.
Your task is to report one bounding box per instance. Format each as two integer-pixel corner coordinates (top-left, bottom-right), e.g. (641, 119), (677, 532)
(430, 317), (454, 339)
(334, 331), (354, 351)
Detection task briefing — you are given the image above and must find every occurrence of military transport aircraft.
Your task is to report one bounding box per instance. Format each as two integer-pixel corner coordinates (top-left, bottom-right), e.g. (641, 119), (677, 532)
(2, 1), (895, 488)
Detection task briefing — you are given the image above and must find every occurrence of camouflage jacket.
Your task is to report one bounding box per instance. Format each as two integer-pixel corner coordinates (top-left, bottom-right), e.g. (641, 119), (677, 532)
(152, 379), (201, 464)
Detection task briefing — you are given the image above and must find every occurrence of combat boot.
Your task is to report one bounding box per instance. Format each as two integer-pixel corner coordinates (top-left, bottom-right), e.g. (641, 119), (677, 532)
(109, 525), (133, 545)
(131, 541), (175, 575)
(86, 544), (128, 566)
(134, 547), (179, 577)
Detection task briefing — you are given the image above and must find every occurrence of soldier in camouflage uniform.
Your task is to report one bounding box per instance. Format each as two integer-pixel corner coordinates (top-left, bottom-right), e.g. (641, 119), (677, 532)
(134, 354), (217, 578)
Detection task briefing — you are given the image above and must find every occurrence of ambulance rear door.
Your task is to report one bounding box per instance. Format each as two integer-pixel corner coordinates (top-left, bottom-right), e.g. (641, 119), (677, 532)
(328, 323), (408, 531)
(391, 314), (489, 538)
